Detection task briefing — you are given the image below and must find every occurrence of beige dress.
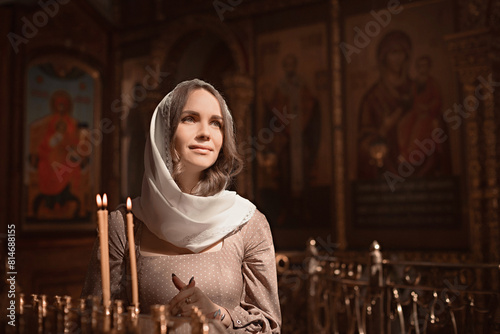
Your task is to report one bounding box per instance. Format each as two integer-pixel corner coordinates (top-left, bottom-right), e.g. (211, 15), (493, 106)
(82, 206), (281, 333)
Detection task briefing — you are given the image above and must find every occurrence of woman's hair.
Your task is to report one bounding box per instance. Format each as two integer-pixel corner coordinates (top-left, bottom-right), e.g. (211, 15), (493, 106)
(164, 79), (243, 196)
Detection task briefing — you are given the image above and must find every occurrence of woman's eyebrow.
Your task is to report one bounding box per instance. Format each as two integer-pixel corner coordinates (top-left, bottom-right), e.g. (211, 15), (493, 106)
(181, 110), (199, 116)
(182, 111), (223, 120)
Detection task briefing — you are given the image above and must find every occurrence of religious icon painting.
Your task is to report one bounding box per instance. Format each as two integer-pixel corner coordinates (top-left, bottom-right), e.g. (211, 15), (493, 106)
(22, 56), (102, 232)
(255, 22), (334, 249)
(342, 0), (467, 249)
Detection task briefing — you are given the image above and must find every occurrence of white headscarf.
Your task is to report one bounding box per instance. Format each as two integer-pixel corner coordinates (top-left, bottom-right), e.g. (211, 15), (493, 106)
(132, 83), (256, 253)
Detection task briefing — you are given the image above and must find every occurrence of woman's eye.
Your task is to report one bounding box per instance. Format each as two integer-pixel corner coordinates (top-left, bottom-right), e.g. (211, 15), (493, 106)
(211, 120), (222, 128)
(181, 116), (195, 123)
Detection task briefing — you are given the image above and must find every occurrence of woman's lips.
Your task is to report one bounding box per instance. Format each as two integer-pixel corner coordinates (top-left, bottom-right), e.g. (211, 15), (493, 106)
(189, 145), (212, 153)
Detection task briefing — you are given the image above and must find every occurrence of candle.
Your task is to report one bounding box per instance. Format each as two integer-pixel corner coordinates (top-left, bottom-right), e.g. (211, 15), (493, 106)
(96, 194), (111, 308)
(102, 194), (110, 308)
(126, 197), (139, 310)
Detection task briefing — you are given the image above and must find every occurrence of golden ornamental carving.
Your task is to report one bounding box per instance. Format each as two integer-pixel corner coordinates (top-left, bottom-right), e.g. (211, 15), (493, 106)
(457, 0), (488, 31)
(222, 74), (254, 105)
(445, 30), (495, 85)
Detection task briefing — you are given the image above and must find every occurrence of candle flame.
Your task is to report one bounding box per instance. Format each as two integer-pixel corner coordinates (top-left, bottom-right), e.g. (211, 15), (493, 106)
(126, 197), (132, 211)
(96, 194), (102, 208)
(103, 193), (108, 208)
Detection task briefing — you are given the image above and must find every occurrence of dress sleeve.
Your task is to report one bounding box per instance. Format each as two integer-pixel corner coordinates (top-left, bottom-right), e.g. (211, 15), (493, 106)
(226, 211), (281, 333)
(81, 207), (130, 305)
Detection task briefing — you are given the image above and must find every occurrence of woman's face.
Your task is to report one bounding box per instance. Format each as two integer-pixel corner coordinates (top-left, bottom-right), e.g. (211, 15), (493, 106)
(173, 88), (224, 175)
(385, 46), (407, 73)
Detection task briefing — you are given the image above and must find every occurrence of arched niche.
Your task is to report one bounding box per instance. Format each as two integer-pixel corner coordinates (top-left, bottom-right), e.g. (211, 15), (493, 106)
(123, 16), (254, 198)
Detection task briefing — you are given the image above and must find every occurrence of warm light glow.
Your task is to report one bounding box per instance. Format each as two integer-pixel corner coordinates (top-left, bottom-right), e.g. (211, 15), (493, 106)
(96, 194), (102, 208)
(126, 197), (132, 211)
(103, 193), (108, 208)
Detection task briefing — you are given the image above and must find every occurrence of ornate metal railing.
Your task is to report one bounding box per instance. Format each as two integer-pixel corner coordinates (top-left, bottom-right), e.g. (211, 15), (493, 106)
(276, 240), (500, 334)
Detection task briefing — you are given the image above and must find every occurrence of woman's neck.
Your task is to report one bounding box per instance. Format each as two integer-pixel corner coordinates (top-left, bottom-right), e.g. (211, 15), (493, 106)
(177, 171), (201, 194)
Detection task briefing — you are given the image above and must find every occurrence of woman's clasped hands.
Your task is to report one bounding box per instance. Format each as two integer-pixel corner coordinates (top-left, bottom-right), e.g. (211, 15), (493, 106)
(169, 274), (230, 327)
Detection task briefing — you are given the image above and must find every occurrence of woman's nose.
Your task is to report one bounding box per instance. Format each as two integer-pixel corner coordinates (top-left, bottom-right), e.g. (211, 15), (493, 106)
(196, 122), (210, 140)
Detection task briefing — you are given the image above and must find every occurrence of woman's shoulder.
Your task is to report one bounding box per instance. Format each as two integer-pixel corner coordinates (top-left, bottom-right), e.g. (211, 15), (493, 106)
(235, 209), (276, 255)
(249, 208), (267, 223)
(240, 209), (272, 237)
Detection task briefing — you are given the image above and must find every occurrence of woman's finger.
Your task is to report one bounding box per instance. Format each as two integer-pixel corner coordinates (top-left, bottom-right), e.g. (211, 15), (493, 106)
(212, 309), (222, 320)
(186, 276), (195, 289)
(179, 307), (194, 317)
(172, 274), (195, 291)
(169, 288), (199, 315)
(171, 273), (186, 291)
(171, 293), (198, 316)
(170, 287), (195, 305)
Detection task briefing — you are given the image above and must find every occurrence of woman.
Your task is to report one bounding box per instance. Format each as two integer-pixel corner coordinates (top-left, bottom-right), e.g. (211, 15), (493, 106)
(82, 79), (281, 333)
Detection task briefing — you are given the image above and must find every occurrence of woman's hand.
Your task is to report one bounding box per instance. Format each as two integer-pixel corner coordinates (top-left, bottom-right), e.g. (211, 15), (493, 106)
(169, 274), (231, 327)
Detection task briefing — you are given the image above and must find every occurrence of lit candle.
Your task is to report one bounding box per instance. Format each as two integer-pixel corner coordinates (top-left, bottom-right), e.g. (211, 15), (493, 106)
(126, 197), (139, 311)
(96, 194), (111, 308)
(102, 194), (110, 308)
